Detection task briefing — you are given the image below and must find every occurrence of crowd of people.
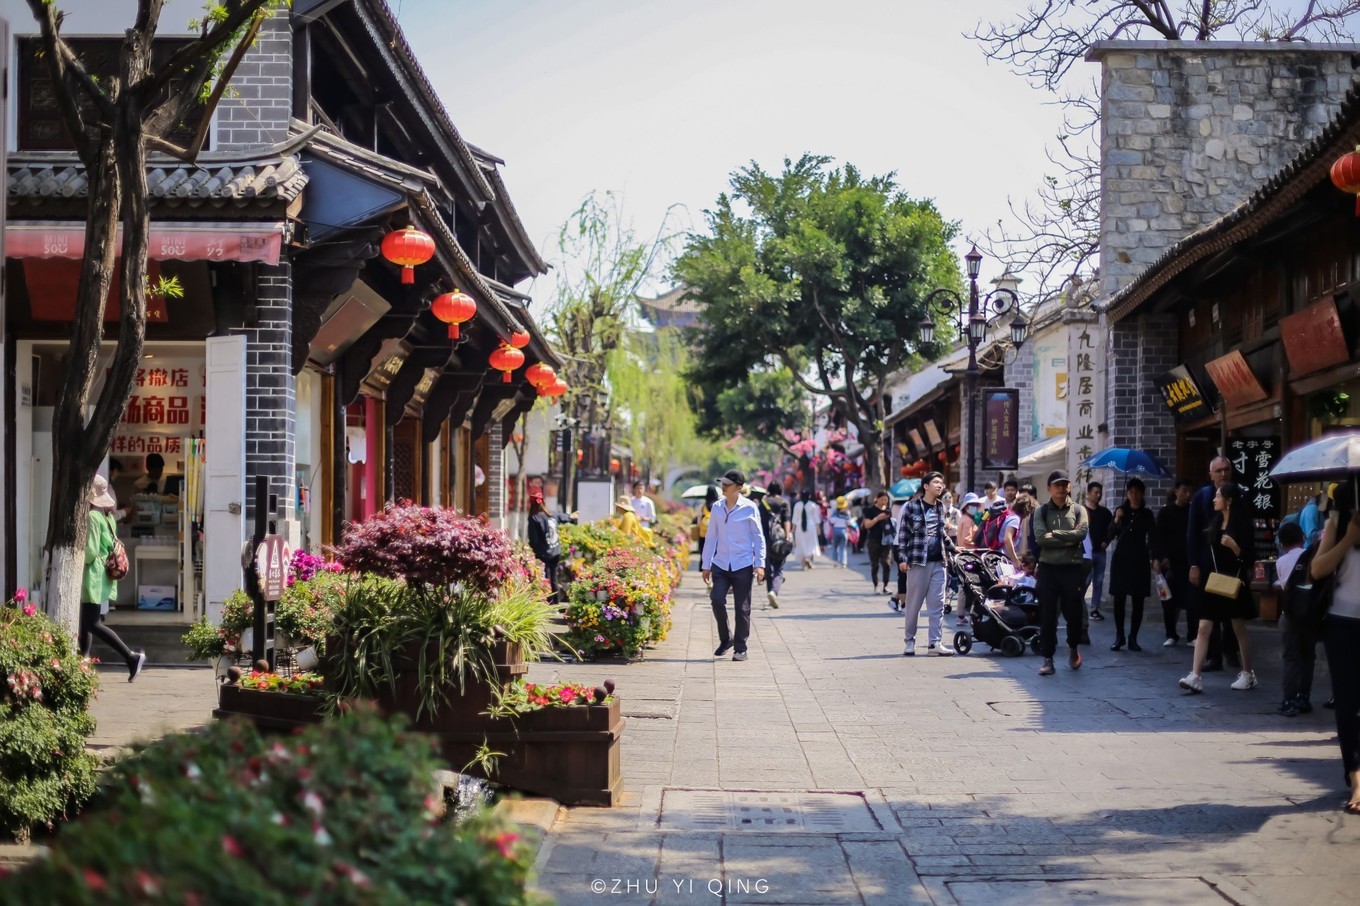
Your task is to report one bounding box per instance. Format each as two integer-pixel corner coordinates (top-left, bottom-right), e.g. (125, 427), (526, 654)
(694, 457), (1360, 815)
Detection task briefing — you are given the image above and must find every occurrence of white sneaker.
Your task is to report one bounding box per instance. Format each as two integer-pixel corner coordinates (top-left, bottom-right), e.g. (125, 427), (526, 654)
(1178, 672), (1203, 693)
(903, 640), (916, 656)
(1230, 670), (1257, 691)
(1162, 637), (1177, 648)
(767, 590), (778, 609)
(928, 643), (955, 657)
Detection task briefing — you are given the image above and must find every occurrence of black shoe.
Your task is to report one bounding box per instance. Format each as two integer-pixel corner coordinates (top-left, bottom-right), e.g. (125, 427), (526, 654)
(1128, 640), (1142, 652)
(714, 641), (733, 657)
(1089, 609), (1105, 621)
(1110, 639), (1125, 651)
(1325, 697), (1336, 709)
(732, 651), (748, 662)
(1279, 698), (1300, 717)
(128, 651), (147, 683)
(1298, 696), (1314, 714)
(1202, 660), (1223, 673)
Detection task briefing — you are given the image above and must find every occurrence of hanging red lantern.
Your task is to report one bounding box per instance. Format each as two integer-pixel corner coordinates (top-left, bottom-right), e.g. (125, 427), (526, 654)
(545, 378), (568, 398)
(1332, 145), (1360, 215)
(507, 329), (531, 349)
(525, 363), (555, 388)
(431, 290), (476, 339)
(937, 451), (948, 462)
(381, 226), (436, 284)
(610, 458), (621, 475)
(488, 344), (525, 383)
(900, 466), (910, 477)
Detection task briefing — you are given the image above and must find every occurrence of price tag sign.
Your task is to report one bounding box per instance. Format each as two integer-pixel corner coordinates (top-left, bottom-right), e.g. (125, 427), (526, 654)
(255, 534), (290, 602)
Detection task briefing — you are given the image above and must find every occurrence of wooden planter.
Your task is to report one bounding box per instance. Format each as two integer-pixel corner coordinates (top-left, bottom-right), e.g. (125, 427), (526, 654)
(214, 684), (326, 731)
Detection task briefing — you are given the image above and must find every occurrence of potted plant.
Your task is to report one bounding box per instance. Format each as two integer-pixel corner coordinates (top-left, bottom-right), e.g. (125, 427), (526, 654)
(215, 668), (327, 729)
(180, 617), (234, 677)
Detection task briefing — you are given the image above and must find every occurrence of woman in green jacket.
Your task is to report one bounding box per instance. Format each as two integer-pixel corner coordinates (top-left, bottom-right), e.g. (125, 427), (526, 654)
(82, 474), (146, 681)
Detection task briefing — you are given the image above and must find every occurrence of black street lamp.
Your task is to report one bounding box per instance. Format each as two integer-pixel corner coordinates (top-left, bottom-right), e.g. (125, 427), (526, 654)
(920, 246), (1028, 492)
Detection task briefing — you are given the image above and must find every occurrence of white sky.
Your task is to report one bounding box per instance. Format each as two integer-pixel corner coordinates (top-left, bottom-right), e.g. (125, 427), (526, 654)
(398, 0), (1073, 296)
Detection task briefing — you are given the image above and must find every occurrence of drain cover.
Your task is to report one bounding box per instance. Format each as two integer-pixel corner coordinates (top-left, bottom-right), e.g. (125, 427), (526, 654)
(659, 790), (881, 832)
(947, 878), (1239, 905)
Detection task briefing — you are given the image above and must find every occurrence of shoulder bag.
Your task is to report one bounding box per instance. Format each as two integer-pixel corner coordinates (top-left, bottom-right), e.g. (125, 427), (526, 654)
(1205, 546), (1244, 600)
(101, 514), (129, 580)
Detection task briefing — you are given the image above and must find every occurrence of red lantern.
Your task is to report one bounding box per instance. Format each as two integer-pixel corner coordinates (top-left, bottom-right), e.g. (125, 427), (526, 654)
(1332, 145), (1360, 215)
(431, 290), (476, 339)
(525, 362), (555, 389)
(545, 378), (568, 398)
(381, 226), (435, 285)
(610, 458), (621, 475)
(900, 466), (910, 477)
(488, 344), (525, 383)
(508, 329), (531, 349)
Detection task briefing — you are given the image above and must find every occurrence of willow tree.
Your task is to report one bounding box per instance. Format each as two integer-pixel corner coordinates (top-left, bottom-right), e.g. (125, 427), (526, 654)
(26, 0), (281, 636)
(608, 330), (704, 486)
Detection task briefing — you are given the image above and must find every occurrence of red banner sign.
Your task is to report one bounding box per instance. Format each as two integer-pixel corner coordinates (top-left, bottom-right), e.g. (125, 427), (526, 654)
(1280, 297), (1350, 378)
(1204, 350), (1268, 408)
(6, 221), (283, 264)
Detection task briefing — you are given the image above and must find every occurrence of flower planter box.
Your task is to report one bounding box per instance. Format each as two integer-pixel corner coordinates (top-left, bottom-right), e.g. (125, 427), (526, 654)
(214, 684), (325, 732)
(438, 698), (625, 806)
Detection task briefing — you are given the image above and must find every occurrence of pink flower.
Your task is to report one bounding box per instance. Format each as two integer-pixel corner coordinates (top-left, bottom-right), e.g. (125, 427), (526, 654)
(221, 835), (244, 858)
(21, 603), (35, 617)
(13, 588), (26, 603)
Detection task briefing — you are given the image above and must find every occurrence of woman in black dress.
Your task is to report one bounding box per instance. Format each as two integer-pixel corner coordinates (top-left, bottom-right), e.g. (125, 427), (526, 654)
(1107, 477), (1160, 651)
(1179, 482), (1258, 693)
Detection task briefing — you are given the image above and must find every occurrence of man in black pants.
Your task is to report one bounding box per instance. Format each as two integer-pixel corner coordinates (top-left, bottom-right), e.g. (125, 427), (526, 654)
(1156, 477), (1197, 646)
(1033, 471), (1090, 676)
(701, 470), (767, 662)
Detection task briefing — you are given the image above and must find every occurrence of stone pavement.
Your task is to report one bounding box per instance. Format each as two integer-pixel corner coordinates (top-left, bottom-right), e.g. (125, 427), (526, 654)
(526, 551), (1360, 906)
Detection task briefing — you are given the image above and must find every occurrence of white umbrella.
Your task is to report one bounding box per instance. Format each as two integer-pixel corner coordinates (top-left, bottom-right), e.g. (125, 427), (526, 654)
(680, 484), (713, 500)
(1269, 432), (1360, 483)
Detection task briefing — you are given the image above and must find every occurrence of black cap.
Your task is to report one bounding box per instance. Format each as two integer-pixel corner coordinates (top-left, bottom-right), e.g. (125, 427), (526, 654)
(717, 469), (747, 487)
(1047, 469), (1071, 486)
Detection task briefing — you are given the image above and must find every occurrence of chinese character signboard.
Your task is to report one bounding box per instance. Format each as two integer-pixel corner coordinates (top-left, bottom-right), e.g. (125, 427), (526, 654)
(254, 534), (290, 602)
(1280, 297), (1351, 378)
(1064, 315), (1104, 488)
(107, 357), (205, 465)
(982, 388), (1020, 470)
(1226, 436), (1279, 520)
(1154, 365), (1210, 422)
(1204, 349), (1268, 408)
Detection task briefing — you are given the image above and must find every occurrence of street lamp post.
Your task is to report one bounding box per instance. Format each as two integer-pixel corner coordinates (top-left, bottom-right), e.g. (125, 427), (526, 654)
(918, 246), (1029, 493)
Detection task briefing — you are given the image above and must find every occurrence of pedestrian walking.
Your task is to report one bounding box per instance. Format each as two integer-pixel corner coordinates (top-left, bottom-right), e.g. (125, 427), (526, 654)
(894, 471), (954, 656)
(1188, 457), (1245, 672)
(1304, 499), (1360, 814)
(1003, 497), (1035, 571)
(792, 491), (822, 569)
(861, 490), (894, 594)
(696, 485), (718, 556)
(82, 475), (146, 682)
(701, 470), (767, 662)
(1156, 477), (1197, 646)
(1085, 481), (1113, 622)
(526, 491), (564, 605)
(956, 493), (982, 549)
(1107, 477), (1160, 652)
(630, 480), (657, 530)
(1034, 471), (1089, 676)
(1179, 481), (1258, 693)
(830, 497), (850, 567)
(1273, 521), (1320, 717)
(757, 481), (792, 609)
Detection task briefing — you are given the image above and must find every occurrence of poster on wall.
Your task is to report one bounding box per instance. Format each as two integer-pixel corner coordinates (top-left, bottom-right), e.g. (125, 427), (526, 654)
(107, 359), (206, 470)
(1032, 335), (1068, 439)
(983, 388), (1020, 470)
(1226, 436), (1279, 520)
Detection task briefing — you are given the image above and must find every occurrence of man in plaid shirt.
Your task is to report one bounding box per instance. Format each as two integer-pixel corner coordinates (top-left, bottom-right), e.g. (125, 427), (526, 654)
(895, 471), (955, 656)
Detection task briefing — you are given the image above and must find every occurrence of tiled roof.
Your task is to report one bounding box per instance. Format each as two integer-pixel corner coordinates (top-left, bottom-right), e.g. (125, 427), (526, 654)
(7, 152), (307, 208)
(1106, 79), (1360, 322)
(299, 123), (440, 193)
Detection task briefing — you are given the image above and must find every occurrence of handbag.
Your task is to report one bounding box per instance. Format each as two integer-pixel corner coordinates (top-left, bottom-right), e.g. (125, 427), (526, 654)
(105, 538), (129, 581)
(1205, 548), (1243, 600)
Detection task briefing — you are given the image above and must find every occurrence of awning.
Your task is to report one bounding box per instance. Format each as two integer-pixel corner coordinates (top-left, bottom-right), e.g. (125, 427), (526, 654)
(5, 221), (284, 265)
(1016, 435), (1067, 477)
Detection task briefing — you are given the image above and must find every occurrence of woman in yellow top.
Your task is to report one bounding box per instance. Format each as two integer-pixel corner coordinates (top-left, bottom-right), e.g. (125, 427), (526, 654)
(82, 474), (146, 681)
(614, 496), (652, 543)
(696, 485), (718, 552)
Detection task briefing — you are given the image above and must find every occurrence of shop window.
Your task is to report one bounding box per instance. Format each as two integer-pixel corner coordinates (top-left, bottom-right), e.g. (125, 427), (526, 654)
(16, 37), (210, 152)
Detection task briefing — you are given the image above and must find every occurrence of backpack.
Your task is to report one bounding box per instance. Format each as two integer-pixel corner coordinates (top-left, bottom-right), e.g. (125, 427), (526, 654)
(1284, 546), (1332, 625)
(764, 499), (794, 559)
(980, 512), (1007, 551)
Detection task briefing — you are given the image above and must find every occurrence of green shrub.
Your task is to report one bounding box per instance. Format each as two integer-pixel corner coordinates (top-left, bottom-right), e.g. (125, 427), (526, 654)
(0, 704), (537, 904)
(276, 568), (346, 652)
(0, 598), (100, 842)
(179, 616), (230, 660)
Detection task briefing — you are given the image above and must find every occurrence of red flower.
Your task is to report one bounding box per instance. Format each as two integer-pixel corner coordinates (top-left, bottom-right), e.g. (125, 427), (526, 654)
(82, 868), (107, 892)
(221, 834), (245, 858)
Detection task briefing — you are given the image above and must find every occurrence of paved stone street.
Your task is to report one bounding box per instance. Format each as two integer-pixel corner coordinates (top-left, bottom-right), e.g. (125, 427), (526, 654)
(528, 553), (1360, 906)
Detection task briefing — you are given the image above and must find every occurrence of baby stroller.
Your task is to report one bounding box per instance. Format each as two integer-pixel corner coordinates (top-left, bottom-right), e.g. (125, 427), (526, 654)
(947, 548), (1041, 656)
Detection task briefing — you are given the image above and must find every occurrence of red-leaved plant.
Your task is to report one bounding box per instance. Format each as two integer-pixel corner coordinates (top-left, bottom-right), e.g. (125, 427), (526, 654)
(334, 503), (516, 593)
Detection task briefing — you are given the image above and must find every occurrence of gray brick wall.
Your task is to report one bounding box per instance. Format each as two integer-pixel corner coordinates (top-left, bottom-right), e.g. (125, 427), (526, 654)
(215, 8), (293, 150)
(1103, 312), (1178, 502)
(232, 262), (296, 525)
(1092, 41), (1360, 299)
(1005, 342), (1036, 448)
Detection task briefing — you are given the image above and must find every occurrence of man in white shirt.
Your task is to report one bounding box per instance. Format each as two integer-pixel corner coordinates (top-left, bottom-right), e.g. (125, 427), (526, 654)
(631, 481), (657, 530)
(701, 469), (767, 662)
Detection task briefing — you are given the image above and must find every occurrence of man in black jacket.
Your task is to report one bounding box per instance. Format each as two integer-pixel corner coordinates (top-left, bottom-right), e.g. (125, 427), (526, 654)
(1156, 477), (1196, 646)
(1085, 482), (1113, 621)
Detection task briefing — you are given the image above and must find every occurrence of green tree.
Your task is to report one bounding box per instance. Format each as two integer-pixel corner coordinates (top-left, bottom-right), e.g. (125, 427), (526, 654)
(674, 154), (960, 488)
(25, 0), (283, 637)
(969, 1), (1360, 295)
(607, 331), (702, 485)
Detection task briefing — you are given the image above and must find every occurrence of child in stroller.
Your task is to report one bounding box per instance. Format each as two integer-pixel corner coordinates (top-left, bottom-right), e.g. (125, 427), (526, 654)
(947, 548), (1041, 656)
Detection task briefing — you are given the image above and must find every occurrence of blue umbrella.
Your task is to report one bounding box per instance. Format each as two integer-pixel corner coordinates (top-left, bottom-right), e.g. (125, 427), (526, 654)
(1080, 447), (1171, 477)
(888, 478), (922, 498)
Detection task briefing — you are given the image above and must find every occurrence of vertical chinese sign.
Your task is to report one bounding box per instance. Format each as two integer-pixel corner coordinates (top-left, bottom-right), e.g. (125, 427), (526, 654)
(1226, 436), (1279, 520)
(982, 388), (1020, 470)
(1065, 314), (1104, 488)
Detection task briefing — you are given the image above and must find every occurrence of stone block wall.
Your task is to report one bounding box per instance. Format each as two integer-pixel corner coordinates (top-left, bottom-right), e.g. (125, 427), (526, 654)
(1103, 312), (1178, 502)
(1091, 41), (1360, 300)
(215, 8), (292, 150)
(232, 262), (296, 526)
(1005, 342), (1036, 449)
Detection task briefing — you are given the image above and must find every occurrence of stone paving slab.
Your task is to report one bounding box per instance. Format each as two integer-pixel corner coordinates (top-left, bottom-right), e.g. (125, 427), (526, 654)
(533, 552), (1360, 905)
